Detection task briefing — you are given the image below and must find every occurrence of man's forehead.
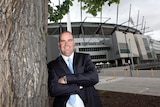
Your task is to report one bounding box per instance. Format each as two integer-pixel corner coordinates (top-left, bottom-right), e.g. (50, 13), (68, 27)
(60, 34), (73, 39)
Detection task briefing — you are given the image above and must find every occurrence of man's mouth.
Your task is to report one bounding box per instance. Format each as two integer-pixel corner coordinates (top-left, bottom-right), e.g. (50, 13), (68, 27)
(64, 46), (70, 49)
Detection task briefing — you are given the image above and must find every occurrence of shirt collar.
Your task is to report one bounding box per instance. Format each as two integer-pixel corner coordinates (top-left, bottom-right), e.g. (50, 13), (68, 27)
(61, 52), (74, 65)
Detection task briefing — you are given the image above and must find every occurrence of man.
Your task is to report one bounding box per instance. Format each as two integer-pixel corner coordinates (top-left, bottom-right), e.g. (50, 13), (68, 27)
(48, 31), (102, 107)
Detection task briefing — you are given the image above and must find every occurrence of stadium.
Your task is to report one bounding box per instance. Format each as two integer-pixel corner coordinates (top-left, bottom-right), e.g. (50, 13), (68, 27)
(46, 21), (158, 69)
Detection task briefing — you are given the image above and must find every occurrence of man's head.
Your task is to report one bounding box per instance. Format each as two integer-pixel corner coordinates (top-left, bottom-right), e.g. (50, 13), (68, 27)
(58, 31), (75, 57)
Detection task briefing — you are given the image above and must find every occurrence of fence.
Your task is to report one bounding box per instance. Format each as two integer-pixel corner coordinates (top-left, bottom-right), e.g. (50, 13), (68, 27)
(99, 66), (160, 78)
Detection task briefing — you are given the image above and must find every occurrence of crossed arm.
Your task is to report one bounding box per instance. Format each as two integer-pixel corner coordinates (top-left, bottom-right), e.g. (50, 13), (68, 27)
(48, 55), (99, 97)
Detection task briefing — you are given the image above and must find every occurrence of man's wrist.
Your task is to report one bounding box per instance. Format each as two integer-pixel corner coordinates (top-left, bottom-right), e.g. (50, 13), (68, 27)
(64, 76), (67, 84)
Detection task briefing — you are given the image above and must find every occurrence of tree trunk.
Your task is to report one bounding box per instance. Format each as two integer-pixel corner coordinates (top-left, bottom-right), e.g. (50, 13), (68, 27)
(0, 0), (48, 107)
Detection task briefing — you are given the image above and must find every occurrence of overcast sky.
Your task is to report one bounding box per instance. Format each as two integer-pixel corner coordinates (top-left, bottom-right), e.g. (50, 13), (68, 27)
(52, 0), (160, 40)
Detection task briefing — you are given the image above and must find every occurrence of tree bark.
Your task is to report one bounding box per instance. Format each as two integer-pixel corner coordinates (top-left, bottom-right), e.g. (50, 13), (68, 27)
(0, 0), (48, 107)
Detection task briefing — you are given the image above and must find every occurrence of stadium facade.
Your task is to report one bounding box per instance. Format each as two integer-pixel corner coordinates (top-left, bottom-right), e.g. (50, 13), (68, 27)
(47, 22), (156, 67)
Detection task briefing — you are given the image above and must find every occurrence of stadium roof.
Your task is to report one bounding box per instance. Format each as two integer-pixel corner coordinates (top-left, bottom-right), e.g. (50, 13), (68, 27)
(48, 22), (142, 36)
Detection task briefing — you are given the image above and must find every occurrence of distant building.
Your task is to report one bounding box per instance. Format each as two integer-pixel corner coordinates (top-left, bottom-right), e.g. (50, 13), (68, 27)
(47, 22), (155, 67)
(149, 39), (160, 62)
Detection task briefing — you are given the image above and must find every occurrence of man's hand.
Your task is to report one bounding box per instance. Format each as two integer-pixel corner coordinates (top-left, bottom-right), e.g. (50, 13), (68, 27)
(58, 76), (66, 84)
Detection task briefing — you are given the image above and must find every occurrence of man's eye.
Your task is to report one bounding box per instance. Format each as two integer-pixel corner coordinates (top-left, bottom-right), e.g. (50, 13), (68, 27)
(68, 39), (73, 42)
(60, 40), (65, 43)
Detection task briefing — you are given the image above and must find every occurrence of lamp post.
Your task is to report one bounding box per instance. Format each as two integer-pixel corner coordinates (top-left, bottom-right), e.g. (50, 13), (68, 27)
(124, 32), (132, 77)
(129, 39), (135, 72)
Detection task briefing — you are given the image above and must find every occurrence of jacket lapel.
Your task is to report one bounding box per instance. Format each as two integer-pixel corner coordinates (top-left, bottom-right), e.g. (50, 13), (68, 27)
(57, 56), (72, 75)
(73, 53), (78, 74)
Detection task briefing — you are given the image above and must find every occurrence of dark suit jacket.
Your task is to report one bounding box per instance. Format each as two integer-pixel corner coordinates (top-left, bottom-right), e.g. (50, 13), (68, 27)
(48, 52), (102, 107)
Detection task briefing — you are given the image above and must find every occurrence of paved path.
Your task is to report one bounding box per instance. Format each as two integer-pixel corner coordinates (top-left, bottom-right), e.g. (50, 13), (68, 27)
(95, 76), (160, 96)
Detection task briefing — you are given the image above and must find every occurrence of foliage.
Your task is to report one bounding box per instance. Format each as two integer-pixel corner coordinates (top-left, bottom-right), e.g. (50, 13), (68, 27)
(48, 0), (120, 22)
(48, 0), (74, 22)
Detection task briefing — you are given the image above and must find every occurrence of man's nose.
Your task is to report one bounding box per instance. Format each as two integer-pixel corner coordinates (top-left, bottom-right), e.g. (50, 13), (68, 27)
(65, 41), (69, 45)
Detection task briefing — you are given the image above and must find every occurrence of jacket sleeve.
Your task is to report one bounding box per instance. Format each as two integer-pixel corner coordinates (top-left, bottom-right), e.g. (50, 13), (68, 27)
(48, 62), (80, 97)
(66, 54), (99, 87)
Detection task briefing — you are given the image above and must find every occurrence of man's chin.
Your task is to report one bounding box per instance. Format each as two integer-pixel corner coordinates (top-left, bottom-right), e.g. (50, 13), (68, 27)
(63, 52), (72, 56)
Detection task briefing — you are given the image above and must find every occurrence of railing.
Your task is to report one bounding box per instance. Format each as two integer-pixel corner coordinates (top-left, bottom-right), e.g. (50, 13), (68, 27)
(134, 62), (160, 70)
(99, 67), (160, 78)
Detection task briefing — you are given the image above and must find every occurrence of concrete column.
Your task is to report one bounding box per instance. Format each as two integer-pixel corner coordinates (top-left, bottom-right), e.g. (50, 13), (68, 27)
(122, 58), (126, 65)
(115, 60), (118, 67)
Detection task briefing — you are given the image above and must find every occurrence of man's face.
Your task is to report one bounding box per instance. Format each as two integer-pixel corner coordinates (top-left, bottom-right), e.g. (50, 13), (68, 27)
(58, 32), (75, 57)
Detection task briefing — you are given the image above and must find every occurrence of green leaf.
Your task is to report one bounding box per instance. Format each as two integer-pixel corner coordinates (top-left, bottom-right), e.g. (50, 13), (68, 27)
(48, 0), (120, 22)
